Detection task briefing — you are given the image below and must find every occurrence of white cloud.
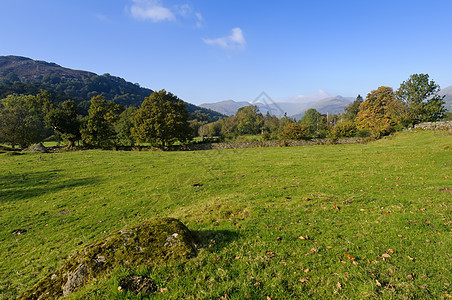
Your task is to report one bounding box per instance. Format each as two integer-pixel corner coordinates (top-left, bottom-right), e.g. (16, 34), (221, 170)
(195, 12), (203, 28)
(287, 89), (331, 103)
(94, 13), (109, 22)
(127, 0), (203, 27)
(128, 0), (175, 22)
(176, 4), (191, 17)
(203, 27), (246, 49)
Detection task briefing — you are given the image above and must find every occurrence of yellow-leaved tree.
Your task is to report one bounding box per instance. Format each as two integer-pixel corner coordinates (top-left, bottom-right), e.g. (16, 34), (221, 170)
(356, 86), (408, 138)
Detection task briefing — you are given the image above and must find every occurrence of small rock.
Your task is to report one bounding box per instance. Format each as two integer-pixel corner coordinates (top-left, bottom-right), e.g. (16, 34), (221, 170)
(12, 229), (27, 235)
(57, 210), (71, 216)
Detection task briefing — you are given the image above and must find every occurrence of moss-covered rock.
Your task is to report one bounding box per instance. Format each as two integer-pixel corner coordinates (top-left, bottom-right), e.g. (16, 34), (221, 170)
(19, 218), (196, 299)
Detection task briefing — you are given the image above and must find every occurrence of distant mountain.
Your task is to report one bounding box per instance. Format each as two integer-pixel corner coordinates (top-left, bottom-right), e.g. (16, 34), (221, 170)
(290, 96), (353, 120)
(199, 99), (251, 116)
(200, 95), (353, 119)
(309, 95), (354, 114)
(0, 55), (225, 121)
(439, 85), (452, 112)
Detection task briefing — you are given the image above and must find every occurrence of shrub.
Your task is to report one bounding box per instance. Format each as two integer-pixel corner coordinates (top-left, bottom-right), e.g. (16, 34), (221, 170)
(329, 121), (356, 139)
(279, 123), (310, 140)
(356, 128), (371, 138)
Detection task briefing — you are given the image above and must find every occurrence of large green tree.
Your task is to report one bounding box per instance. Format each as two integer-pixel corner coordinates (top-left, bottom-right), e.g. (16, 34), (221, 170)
(300, 108), (324, 135)
(0, 92), (50, 148)
(115, 106), (136, 146)
(396, 74), (446, 125)
(45, 100), (80, 148)
(131, 90), (192, 148)
(80, 95), (122, 148)
(235, 105), (264, 135)
(344, 94), (364, 121)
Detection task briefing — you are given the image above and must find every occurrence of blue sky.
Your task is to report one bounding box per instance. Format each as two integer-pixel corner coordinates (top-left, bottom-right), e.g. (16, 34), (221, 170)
(1, 0), (452, 105)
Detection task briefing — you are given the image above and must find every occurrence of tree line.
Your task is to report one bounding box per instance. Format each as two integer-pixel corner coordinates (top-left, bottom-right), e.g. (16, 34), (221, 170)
(198, 73), (447, 141)
(0, 73), (447, 150)
(0, 90), (192, 149)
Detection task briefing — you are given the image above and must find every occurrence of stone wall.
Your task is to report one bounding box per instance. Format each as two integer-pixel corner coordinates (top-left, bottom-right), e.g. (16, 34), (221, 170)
(414, 121), (452, 131)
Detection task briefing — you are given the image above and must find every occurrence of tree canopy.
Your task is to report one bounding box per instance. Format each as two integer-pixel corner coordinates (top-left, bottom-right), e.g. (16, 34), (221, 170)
(396, 73), (446, 125)
(0, 92), (50, 148)
(45, 100), (81, 147)
(80, 95), (122, 148)
(356, 86), (408, 138)
(132, 90), (192, 148)
(300, 108), (323, 135)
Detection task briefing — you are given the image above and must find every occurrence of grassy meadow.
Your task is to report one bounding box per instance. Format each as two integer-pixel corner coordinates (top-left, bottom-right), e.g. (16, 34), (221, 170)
(0, 130), (451, 299)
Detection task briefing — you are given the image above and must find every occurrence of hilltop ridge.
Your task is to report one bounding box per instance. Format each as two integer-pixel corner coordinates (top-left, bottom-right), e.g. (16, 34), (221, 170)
(0, 55), (224, 121)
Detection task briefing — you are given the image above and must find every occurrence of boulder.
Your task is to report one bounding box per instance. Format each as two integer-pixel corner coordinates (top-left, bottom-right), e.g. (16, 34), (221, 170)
(19, 218), (196, 299)
(24, 143), (48, 153)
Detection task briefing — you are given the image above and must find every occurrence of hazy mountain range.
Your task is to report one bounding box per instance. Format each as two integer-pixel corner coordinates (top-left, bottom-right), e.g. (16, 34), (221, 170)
(201, 87), (452, 119)
(439, 85), (452, 112)
(201, 95), (355, 119)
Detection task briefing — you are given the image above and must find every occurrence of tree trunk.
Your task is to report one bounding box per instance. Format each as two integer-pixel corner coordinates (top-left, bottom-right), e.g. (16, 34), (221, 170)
(67, 139), (74, 148)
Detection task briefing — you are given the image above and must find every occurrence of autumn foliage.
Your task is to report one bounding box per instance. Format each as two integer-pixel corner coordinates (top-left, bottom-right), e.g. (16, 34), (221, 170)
(355, 87), (408, 138)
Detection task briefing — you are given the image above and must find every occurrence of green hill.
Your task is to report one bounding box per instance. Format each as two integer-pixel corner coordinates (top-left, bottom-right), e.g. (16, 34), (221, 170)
(0, 56), (224, 121)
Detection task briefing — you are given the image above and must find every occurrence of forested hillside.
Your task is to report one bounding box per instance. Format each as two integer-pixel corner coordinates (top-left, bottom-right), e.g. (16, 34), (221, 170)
(0, 56), (224, 121)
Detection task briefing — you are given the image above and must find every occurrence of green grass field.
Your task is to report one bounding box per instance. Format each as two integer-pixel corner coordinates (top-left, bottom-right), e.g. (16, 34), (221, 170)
(0, 130), (451, 299)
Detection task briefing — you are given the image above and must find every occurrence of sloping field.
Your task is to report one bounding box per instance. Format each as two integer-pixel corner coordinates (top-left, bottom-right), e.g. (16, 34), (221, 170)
(0, 130), (451, 299)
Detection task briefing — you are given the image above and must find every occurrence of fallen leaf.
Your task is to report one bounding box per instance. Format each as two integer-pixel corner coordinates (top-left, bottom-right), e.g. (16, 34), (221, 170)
(382, 253), (391, 258)
(304, 268), (310, 273)
(376, 280), (381, 287)
(299, 278), (309, 283)
(344, 253), (355, 260)
(159, 287), (168, 293)
(306, 247), (318, 255)
(336, 282), (342, 290)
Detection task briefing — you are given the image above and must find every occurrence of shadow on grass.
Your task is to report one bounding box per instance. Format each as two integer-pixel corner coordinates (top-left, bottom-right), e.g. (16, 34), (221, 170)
(0, 170), (100, 202)
(192, 229), (240, 252)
